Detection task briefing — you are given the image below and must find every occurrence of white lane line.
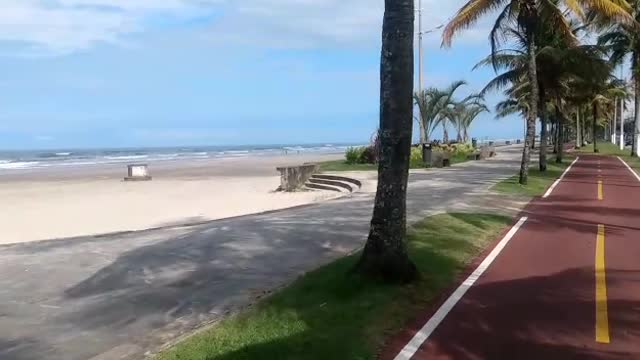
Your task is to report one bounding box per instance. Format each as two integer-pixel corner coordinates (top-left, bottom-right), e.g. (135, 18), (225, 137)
(394, 216), (529, 360)
(543, 157), (580, 199)
(618, 156), (640, 182)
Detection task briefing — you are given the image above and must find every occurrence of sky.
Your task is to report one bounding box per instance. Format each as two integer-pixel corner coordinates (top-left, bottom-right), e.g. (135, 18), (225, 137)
(0, 0), (524, 150)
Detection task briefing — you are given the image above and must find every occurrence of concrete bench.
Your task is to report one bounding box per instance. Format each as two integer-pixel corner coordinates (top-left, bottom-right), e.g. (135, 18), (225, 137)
(479, 146), (496, 159)
(431, 151), (451, 168)
(277, 164), (320, 192)
(124, 164), (152, 181)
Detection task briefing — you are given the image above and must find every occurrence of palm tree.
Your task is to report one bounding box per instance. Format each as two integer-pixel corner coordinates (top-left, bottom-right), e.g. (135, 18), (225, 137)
(433, 81), (471, 143)
(476, 19), (617, 169)
(414, 80), (466, 145)
(414, 89), (447, 144)
(443, 96), (488, 142)
(355, 0), (417, 282)
(570, 73), (626, 152)
(475, 32), (555, 170)
(598, 1), (640, 155)
(443, 0), (632, 184)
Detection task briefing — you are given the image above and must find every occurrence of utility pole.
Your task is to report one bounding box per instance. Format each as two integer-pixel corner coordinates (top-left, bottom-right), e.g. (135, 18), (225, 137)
(418, 0), (423, 95)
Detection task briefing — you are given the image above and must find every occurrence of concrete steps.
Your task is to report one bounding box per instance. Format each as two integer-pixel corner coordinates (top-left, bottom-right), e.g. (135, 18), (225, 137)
(304, 174), (362, 193)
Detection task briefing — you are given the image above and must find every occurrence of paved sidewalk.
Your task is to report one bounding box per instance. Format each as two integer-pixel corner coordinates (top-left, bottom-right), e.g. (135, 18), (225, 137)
(0, 146), (524, 360)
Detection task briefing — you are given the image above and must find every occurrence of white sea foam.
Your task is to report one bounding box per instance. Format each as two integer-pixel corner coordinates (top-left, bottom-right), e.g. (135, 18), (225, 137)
(0, 161), (39, 170)
(104, 155), (148, 161)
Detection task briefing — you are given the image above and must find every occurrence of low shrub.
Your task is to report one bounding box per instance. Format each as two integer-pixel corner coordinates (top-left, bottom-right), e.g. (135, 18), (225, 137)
(410, 147), (424, 168)
(360, 146), (378, 164)
(433, 142), (474, 157)
(450, 143), (474, 156)
(345, 147), (364, 164)
(345, 146), (378, 165)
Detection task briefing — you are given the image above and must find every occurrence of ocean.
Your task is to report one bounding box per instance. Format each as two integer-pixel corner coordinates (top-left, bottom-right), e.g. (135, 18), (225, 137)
(0, 143), (360, 171)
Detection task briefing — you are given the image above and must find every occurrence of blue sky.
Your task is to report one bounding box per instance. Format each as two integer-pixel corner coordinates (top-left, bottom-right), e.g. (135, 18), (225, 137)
(0, 0), (523, 149)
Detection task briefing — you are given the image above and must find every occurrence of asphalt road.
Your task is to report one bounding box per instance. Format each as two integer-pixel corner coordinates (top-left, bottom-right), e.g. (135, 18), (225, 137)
(0, 146), (524, 360)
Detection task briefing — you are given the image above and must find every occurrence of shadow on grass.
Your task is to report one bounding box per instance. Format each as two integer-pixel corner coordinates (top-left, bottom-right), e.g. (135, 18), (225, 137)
(154, 213), (512, 360)
(492, 156), (576, 197)
(157, 211), (640, 360)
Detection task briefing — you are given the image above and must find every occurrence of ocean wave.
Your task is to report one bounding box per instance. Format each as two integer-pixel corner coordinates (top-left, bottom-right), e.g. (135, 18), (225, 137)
(104, 155), (149, 161)
(0, 161), (39, 170)
(0, 144), (357, 171)
(178, 152), (208, 157)
(156, 153), (181, 158)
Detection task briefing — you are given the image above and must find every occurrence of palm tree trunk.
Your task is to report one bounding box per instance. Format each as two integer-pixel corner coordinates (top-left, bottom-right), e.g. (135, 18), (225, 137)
(634, 53), (640, 156)
(582, 111), (588, 147)
(442, 123), (449, 143)
(549, 121), (556, 154)
(593, 102), (599, 153)
(355, 0), (417, 283)
(575, 109), (581, 149)
(520, 29), (539, 185)
(539, 94), (548, 172)
(556, 104), (564, 164)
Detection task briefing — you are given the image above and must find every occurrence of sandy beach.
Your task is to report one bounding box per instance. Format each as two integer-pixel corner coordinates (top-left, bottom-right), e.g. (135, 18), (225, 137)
(0, 153), (346, 244)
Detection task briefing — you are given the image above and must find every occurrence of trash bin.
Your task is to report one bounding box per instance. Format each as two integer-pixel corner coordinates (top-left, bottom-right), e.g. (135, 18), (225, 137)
(422, 143), (433, 167)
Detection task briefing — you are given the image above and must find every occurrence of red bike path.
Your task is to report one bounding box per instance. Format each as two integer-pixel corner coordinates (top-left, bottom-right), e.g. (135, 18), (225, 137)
(383, 155), (640, 360)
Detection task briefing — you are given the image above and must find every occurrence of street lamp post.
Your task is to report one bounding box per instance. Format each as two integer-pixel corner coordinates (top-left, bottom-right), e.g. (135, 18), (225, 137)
(417, 0), (423, 95)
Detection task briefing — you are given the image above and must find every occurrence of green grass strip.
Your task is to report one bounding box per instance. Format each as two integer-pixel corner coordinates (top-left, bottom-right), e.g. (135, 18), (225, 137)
(319, 154), (473, 172)
(576, 142), (640, 172)
(493, 154), (576, 197)
(156, 213), (511, 360)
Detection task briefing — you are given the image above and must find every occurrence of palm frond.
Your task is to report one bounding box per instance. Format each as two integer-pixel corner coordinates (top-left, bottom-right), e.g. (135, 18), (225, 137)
(443, 0), (509, 47)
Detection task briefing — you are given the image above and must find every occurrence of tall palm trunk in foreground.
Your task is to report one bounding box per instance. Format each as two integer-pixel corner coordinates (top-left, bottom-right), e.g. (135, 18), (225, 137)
(355, 0), (417, 283)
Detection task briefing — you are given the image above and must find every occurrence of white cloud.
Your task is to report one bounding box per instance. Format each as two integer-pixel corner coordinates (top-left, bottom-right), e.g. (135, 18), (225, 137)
(0, 0), (490, 55)
(0, 0), (219, 54)
(208, 0), (489, 49)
